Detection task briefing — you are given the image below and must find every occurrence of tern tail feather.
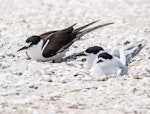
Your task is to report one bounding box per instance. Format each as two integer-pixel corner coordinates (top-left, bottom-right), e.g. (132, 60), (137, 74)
(125, 40), (146, 64)
(73, 20), (100, 33)
(73, 22), (114, 41)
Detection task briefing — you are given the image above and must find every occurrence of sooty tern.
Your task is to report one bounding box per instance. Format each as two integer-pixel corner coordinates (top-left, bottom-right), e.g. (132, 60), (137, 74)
(18, 21), (113, 62)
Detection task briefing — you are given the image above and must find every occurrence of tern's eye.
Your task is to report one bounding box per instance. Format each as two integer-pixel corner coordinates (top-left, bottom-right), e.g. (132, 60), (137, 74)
(97, 59), (103, 63)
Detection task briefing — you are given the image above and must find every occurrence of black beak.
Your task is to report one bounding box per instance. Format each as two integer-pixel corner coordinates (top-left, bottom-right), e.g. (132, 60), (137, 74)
(17, 46), (29, 52)
(73, 51), (86, 57)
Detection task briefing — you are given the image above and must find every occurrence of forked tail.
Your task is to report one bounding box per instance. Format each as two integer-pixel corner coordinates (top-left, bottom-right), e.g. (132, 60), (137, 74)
(72, 21), (114, 41)
(124, 40), (146, 64)
(78, 22), (113, 37)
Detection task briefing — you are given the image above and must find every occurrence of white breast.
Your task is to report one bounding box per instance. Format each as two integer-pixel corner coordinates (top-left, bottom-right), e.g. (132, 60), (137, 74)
(26, 40), (68, 62)
(90, 59), (115, 76)
(26, 40), (46, 61)
(89, 58), (128, 77)
(85, 54), (97, 70)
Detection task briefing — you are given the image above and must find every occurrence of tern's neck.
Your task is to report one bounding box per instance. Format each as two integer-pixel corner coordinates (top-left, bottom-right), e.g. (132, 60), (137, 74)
(26, 40), (44, 60)
(86, 54), (97, 70)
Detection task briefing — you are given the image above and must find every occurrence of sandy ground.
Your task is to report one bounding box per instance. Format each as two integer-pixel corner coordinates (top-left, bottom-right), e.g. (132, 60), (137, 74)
(0, 0), (150, 114)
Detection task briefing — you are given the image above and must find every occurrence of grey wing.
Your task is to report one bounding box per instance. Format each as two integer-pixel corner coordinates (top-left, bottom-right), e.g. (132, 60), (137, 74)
(106, 48), (121, 58)
(114, 57), (128, 75)
(124, 40), (146, 64)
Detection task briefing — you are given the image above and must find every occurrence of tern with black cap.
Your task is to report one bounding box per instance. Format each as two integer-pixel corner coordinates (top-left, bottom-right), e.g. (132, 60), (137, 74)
(84, 40), (145, 76)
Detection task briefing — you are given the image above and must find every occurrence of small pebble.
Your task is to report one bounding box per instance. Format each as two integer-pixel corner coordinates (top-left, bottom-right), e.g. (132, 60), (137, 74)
(73, 73), (79, 77)
(1, 62), (10, 69)
(16, 93), (19, 95)
(29, 85), (38, 89)
(133, 76), (143, 79)
(6, 53), (15, 57)
(145, 68), (150, 73)
(15, 72), (23, 76)
(81, 58), (86, 62)
(41, 75), (53, 82)
(1, 55), (5, 58)
(124, 41), (130, 45)
(93, 76), (109, 81)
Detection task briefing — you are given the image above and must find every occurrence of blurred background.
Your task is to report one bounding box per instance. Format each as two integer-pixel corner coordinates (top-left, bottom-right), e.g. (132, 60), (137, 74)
(0, 0), (150, 50)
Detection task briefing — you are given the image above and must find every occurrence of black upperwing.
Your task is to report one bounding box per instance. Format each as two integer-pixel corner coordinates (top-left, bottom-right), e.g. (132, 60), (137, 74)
(42, 21), (114, 58)
(40, 31), (57, 40)
(42, 24), (76, 57)
(57, 21), (114, 54)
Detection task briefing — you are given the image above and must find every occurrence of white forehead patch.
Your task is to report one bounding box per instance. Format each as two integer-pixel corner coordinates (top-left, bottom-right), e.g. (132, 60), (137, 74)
(25, 42), (32, 47)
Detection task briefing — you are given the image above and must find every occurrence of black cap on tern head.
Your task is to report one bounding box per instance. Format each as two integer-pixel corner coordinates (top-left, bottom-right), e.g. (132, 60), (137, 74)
(98, 52), (113, 59)
(85, 46), (104, 54)
(26, 35), (41, 44)
(97, 52), (113, 63)
(17, 36), (42, 52)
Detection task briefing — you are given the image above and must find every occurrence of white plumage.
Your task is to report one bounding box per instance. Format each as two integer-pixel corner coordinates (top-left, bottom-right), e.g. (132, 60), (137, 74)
(85, 40), (145, 77)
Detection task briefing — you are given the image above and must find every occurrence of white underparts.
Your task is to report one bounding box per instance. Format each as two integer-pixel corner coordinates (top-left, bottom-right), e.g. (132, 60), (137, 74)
(26, 39), (68, 62)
